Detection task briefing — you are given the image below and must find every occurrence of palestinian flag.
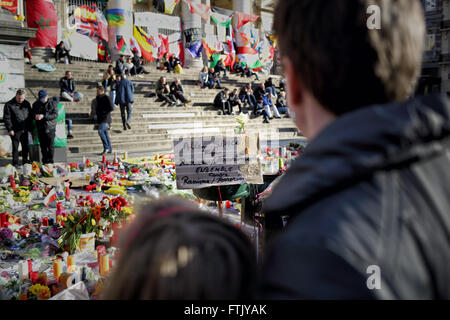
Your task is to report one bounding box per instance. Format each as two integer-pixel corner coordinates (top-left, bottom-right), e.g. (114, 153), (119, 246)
(210, 10), (232, 28)
(1, 0), (18, 14)
(116, 35), (126, 53)
(209, 52), (221, 69)
(107, 8), (125, 27)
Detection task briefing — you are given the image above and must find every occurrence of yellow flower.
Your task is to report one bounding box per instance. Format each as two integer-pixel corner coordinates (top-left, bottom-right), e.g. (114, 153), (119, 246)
(57, 237), (63, 244)
(69, 215), (74, 222)
(98, 230), (104, 238)
(63, 217), (67, 221)
(122, 207), (133, 215)
(91, 219), (96, 226)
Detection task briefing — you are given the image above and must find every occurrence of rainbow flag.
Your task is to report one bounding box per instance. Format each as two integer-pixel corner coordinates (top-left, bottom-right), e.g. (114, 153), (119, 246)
(107, 8), (125, 27)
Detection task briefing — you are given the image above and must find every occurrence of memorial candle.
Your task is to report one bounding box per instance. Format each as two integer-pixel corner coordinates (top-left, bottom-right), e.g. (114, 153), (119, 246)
(9, 175), (15, 190)
(99, 254), (109, 277)
(27, 259), (33, 277)
(53, 259), (63, 281)
(102, 154), (106, 163)
(67, 255), (75, 273)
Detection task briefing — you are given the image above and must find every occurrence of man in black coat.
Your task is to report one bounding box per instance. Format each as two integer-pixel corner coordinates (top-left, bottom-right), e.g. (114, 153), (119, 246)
(132, 51), (149, 75)
(214, 88), (231, 115)
(169, 78), (191, 107)
(95, 86), (114, 155)
(32, 90), (58, 164)
(55, 41), (72, 64)
(260, 0), (450, 299)
(3, 89), (32, 166)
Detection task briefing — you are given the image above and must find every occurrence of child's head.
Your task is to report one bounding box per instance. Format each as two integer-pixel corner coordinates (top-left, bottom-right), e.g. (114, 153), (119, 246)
(104, 197), (257, 300)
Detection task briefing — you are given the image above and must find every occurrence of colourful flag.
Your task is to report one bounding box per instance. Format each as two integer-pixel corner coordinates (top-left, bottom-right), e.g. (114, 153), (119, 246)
(76, 20), (97, 38)
(209, 53), (221, 69)
(96, 9), (108, 41)
(26, 0), (58, 48)
(0, 0), (18, 14)
(236, 12), (259, 30)
(116, 35), (126, 53)
(107, 8), (125, 27)
(210, 11), (232, 28)
(98, 40), (107, 61)
(43, 188), (57, 208)
(187, 40), (203, 58)
(133, 26), (155, 61)
(158, 34), (169, 58)
(202, 39), (217, 58)
(129, 37), (142, 56)
(225, 26), (236, 70)
(184, 0), (211, 22)
(165, 0), (180, 14)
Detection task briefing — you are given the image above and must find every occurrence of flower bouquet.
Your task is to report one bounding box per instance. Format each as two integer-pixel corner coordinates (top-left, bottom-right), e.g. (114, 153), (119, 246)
(235, 113), (249, 134)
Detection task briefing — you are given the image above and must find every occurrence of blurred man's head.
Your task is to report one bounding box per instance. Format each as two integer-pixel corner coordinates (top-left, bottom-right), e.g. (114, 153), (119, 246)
(116, 74), (122, 81)
(38, 90), (48, 104)
(160, 76), (166, 84)
(175, 78), (181, 84)
(65, 71), (72, 79)
(120, 55), (125, 61)
(15, 89), (26, 104)
(97, 85), (105, 96)
(274, 0), (425, 138)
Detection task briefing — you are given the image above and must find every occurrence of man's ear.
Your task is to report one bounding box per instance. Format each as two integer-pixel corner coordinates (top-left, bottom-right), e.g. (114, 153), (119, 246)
(283, 58), (303, 107)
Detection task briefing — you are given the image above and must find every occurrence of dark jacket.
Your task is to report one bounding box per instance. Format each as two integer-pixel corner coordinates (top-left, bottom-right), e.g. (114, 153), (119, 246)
(215, 60), (225, 71)
(95, 94), (114, 125)
(32, 99), (58, 133)
(170, 82), (183, 95)
(60, 77), (75, 95)
(208, 71), (218, 82)
(155, 81), (169, 95)
(3, 98), (32, 132)
(132, 55), (142, 68)
(115, 78), (134, 105)
(260, 94), (450, 300)
(254, 86), (267, 101)
(116, 59), (126, 74)
(214, 91), (228, 106)
(228, 93), (240, 103)
(276, 96), (287, 108)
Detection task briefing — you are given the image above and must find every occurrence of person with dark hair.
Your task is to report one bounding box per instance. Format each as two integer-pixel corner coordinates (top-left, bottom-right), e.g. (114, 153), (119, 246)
(264, 78), (277, 98)
(55, 41), (72, 64)
(170, 78), (191, 107)
(60, 71), (83, 102)
(228, 89), (242, 114)
(279, 77), (286, 92)
(214, 88), (231, 115)
(3, 89), (32, 167)
(199, 66), (209, 88)
(207, 68), (222, 89)
(214, 58), (227, 78)
(103, 197), (257, 300)
(241, 65), (259, 81)
(24, 47), (32, 65)
(260, 0), (450, 300)
(156, 76), (176, 106)
(102, 65), (117, 106)
(124, 57), (136, 76)
(239, 84), (257, 110)
(95, 86), (114, 155)
(115, 55), (126, 75)
(115, 73), (134, 131)
(254, 96), (271, 124)
(32, 90), (58, 164)
(132, 51), (150, 75)
(233, 61), (244, 75)
(254, 83), (267, 102)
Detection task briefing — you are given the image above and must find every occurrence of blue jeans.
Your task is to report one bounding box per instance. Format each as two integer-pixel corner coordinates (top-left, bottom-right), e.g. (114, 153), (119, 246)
(119, 103), (132, 128)
(98, 122), (112, 151)
(66, 119), (72, 132)
(110, 90), (116, 106)
(266, 87), (277, 97)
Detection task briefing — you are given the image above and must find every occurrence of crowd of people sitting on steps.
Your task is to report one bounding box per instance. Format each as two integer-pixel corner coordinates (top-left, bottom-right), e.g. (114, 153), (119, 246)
(15, 47), (284, 161)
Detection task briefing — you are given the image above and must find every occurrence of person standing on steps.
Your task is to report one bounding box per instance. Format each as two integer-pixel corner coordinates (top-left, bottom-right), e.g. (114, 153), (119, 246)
(3, 89), (33, 167)
(115, 72), (134, 131)
(32, 90), (58, 164)
(95, 85), (114, 155)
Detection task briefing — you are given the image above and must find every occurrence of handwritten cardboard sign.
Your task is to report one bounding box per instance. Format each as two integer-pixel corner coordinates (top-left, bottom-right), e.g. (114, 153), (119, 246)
(173, 134), (263, 190)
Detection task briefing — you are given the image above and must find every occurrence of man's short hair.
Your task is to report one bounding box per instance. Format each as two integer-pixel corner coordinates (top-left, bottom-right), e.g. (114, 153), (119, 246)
(97, 85), (105, 91)
(274, 0), (425, 115)
(16, 89), (26, 96)
(224, 88), (229, 92)
(65, 71), (71, 75)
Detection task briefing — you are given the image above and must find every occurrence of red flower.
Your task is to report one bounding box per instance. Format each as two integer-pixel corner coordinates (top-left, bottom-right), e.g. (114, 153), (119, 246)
(61, 222), (65, 227)
(131, 168), (139, 173)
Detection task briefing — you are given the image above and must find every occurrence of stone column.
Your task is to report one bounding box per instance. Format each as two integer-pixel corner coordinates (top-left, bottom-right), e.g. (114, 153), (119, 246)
(181, 0), (204, 69)
(107, 0), (133, 61)
(201, 0), (211, 67)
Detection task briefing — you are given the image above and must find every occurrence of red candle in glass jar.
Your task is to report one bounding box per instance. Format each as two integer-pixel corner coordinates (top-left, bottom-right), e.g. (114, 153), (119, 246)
(42, 217), (49, 226)
(30, 271), (39, 284)
(102, 155), (106, 163)
(226, 201), (231, 209)
(0, 213), (6, 228)
(27, 259), (33, 277)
